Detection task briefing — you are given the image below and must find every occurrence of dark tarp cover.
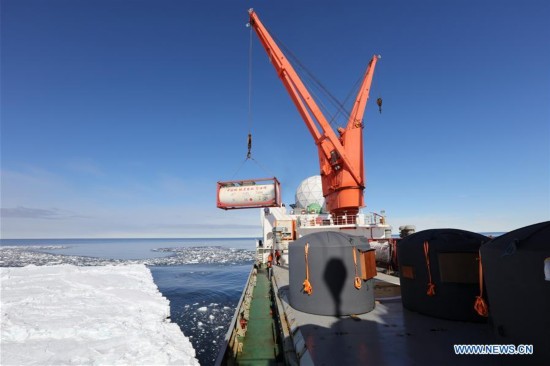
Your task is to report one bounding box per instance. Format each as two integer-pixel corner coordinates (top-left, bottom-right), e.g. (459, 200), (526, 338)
(397, 228), (490, 322)
(289, 231), (375, 316)
(480, 221), (550, 365)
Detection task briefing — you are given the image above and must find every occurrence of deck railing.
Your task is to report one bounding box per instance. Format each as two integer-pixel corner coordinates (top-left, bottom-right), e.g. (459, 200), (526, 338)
(297, 213), (379, 228)
(214, 266), (257, 366)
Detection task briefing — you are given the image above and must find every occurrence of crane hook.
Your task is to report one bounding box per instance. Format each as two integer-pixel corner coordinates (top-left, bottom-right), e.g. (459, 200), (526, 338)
(376, 97), (383, 114)
(247, 133), (252, 159)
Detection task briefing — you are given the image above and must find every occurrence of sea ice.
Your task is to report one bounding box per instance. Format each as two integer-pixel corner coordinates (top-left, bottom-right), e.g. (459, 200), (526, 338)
(0, 264), (199, 366)
(0, 245), (254, 267)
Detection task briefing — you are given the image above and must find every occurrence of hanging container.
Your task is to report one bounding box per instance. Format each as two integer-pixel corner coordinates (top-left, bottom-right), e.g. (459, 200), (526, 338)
(480, 221), (550, 365)
(217, 177), (281, 210)
(397, 228), (490, 322)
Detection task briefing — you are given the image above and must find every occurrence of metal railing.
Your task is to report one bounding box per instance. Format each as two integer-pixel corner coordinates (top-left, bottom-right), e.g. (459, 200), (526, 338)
(297, 213), (379, 228)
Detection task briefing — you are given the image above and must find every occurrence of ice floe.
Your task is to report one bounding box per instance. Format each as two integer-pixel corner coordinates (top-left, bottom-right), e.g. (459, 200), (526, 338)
(0, 264), (199, 365)
(0, 245), (254, 267)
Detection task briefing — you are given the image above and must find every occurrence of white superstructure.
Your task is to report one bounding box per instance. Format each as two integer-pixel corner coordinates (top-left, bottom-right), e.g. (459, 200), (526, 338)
(256, 177), (394, 266)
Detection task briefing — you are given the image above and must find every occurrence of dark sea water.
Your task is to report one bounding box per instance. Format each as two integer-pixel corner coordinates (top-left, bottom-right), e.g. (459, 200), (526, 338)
(0, 238), (256, 366)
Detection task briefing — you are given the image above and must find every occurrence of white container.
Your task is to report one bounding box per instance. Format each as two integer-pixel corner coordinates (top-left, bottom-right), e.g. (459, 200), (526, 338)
(217, 177), (281, 210)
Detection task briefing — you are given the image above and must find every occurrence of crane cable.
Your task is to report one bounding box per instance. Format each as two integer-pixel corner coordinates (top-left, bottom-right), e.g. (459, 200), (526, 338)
(247, 26), (253, 160)
(374, 64), (383, 114)
(276, 35), (385, 128)
(230, 28), (254, 179)
(230, 28), (275, 180)
(274, 35), (351, 128)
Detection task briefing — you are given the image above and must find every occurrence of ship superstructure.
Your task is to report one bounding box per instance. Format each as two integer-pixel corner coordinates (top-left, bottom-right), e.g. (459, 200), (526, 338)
(257, 197), (394, 268)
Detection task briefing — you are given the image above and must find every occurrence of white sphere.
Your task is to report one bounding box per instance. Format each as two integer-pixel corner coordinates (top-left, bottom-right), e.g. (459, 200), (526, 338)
(295, 176), (325, 210)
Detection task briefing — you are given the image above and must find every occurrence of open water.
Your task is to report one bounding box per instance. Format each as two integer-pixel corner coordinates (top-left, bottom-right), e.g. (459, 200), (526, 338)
(0, 238), (256, 366)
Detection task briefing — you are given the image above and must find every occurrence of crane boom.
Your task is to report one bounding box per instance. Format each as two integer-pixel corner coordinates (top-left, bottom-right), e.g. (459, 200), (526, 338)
(248, 9), (379, 217)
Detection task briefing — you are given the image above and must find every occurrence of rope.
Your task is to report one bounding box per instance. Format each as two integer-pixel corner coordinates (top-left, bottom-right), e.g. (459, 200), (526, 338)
(302, 243), (312, 295)
(229, 150), (276, 180)
(353, 246), (361, 289)
(474, 250), (489, 317)
(249, 156), (276, 177)
(229, 158), (248, 180)
(423, 241), (436, 296)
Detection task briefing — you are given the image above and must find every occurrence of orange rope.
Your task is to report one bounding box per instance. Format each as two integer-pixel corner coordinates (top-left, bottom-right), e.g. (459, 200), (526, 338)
(353, 247), (361, 289)
(423, 241), (436, 296)
(302, 243), (312, 295)
(474, 250), (489, 317)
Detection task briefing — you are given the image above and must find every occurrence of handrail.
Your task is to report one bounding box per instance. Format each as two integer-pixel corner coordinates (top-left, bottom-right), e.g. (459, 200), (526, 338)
(296, 213), (383, 227)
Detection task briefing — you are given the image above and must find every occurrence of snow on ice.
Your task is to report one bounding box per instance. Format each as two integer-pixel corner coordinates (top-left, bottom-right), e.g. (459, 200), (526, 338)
(0, 264), (199, 365)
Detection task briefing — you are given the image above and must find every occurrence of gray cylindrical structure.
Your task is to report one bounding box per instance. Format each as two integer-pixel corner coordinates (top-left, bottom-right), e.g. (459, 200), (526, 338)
(289, 232), (375, 316)
(397, 229), (490, 322)
(480, 221), (550, 365)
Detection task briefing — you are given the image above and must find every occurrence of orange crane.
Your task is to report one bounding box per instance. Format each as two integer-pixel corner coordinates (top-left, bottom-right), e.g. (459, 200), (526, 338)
(248, 9), (379, 219)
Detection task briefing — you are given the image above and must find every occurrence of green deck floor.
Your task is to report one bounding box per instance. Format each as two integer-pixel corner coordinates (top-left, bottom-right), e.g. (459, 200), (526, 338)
(236, 268), (280, 366)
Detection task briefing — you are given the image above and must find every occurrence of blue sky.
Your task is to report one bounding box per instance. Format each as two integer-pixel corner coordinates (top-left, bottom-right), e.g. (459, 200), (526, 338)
(1, 0), (549, 238)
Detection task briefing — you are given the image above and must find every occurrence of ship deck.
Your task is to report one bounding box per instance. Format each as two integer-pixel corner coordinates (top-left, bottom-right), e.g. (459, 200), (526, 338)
(270, 265), (500, 366)
(236, 267), (283, 365)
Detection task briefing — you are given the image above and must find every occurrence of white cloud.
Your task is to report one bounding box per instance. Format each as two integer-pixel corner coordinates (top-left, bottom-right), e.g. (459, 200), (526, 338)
(0, 206), (85, 220)
(3, 165), (546, 239)
(1, 167), (261, 238)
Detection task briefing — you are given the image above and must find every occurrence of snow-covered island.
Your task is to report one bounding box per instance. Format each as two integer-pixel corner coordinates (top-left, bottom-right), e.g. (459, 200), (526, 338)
(1, 264), (199, 365)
